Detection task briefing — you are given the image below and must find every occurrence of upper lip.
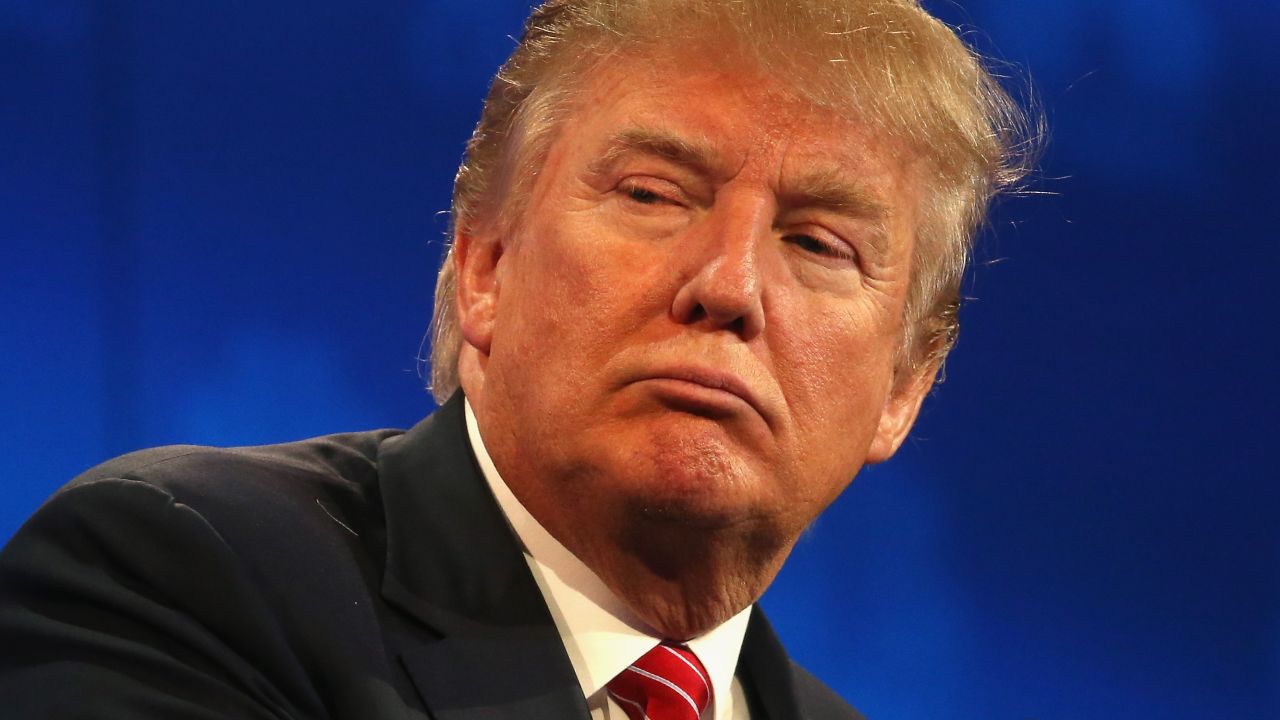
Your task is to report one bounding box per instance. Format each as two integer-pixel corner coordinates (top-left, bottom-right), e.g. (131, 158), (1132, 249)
(638, 365), (770, 420)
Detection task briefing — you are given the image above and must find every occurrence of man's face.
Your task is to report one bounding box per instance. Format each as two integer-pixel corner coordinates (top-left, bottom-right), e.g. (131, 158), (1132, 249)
(458, 51), (933, 556)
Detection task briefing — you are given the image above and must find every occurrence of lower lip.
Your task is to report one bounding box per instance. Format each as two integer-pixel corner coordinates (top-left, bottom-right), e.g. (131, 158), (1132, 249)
(637, 377), (755, 418)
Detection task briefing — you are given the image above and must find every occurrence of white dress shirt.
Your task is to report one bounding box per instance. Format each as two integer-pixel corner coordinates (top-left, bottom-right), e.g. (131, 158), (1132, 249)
(465, 401), (753, 720)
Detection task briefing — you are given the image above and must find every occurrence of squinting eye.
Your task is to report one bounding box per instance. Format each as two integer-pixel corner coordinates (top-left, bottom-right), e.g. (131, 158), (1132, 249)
(618, 177), (684, 208)
(786, 234), (857, 263)
(626, 186), (663, 204)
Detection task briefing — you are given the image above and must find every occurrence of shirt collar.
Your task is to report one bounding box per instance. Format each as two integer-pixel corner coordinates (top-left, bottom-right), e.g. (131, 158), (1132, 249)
(464, 399), (751, 719)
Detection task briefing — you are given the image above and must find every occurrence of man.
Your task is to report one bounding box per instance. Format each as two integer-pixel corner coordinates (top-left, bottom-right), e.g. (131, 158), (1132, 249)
(0, 1), (1031, 718)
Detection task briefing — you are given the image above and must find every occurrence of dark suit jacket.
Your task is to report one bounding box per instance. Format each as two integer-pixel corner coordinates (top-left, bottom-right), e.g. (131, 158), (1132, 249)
(0, 394), (863, 719)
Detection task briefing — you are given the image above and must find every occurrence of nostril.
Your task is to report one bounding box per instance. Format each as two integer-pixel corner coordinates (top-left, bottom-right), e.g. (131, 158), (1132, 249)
(670, 273), (763, 338)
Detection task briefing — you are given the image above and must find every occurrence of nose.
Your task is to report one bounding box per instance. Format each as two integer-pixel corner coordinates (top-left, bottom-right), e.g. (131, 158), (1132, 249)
(670, 197), (769, 340)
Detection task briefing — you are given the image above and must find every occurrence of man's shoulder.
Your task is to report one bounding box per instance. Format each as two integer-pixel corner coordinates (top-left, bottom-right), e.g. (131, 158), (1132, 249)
(0, 426), (443, 718)
(743, 607), (867, 719)
(70, 428), (401, 491)
(788, 661), (867, 720)
(61, 429), (401, 513)
(31, 428), (410, 567)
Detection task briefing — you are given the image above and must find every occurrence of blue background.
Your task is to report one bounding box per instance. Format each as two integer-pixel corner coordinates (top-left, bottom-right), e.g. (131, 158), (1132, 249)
(3, 1), (1277, 717)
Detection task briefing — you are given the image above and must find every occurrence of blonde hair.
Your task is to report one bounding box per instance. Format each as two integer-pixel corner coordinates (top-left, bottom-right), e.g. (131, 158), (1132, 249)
(428, 0), (1037, 402)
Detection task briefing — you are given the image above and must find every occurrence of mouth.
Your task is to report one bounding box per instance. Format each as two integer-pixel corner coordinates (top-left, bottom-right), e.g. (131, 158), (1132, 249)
(634, 366), (768, 422)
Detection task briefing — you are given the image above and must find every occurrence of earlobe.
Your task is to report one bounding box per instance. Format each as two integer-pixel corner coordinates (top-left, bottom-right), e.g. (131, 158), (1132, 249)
(453, 227), (505, 356)
(866, 361), (939, 464)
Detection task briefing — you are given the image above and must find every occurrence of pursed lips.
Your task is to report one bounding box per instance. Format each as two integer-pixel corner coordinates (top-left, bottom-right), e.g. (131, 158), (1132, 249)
(632, 365), (772, 426)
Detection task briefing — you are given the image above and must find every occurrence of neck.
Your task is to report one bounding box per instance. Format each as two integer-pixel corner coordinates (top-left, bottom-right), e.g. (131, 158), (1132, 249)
(459, 360), (797, 639)
(614, 524), (790, 640)
(521, 477), (793, 639)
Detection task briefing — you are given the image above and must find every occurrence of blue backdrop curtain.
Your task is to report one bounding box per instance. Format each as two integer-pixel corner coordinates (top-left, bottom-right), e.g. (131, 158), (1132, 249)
(2, 1), (1277, 717)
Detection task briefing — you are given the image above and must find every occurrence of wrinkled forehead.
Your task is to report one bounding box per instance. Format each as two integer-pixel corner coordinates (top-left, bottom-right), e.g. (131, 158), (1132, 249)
(559, 24), (928, 158)
(560, 46), (924, 205)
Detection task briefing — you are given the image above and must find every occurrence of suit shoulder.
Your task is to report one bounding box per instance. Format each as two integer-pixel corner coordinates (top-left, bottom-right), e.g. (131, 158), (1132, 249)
(65, 429), (401, 505)
(46, 429), (406, 552)
(789, 662), (867, 720)
(0, 431), (408, 719)
(742, 607), (867, 719)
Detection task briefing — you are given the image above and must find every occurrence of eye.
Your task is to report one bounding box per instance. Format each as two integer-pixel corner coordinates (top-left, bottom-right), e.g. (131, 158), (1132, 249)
(617, 177), (682, 208)
(626, 186), (664, 204)
(785, 232), (857, 264)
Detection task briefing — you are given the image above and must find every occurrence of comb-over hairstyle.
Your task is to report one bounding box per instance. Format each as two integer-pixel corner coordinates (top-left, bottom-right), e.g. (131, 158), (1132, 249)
(428, 0), (1037, 402)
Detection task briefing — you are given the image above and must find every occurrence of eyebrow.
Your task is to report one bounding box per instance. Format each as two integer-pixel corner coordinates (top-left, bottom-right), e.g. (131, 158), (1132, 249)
(781, 169), (893, 253)
(781, 169), (891, 221)
(586, 127), (722, 180)
(588, 127), (896, 253)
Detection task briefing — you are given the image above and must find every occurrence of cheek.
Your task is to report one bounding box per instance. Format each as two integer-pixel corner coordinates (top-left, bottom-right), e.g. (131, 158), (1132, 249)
(772, 300), (898, 439)
(529, 216), (678, 320)
(497, 222), (665, 365)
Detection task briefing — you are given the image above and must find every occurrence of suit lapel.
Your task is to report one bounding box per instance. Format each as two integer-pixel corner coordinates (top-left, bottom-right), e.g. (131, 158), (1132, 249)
(376, 394), (590, 720)
(738, 607), (803, 720)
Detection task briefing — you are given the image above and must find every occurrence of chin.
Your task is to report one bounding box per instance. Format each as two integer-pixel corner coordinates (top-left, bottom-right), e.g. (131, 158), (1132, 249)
(562, 410), (782, 532)
(626, 490), (753, 530)
(613, 448), (769, 530)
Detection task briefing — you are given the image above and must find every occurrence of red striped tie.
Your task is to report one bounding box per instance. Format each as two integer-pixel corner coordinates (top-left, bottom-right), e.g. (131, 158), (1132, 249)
(607, 642), (713, 720)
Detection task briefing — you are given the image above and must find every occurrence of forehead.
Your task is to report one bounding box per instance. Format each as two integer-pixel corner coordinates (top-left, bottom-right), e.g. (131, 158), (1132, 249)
(555, 49), (921, 210)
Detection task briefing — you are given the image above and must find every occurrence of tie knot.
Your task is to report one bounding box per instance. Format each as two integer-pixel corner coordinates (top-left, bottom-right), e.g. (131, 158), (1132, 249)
(607, 642), (713, 720)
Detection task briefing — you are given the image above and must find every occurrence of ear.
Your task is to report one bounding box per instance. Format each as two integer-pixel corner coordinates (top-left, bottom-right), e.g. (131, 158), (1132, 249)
(452, 226), (506, 356)
(866, 359), (940, 464)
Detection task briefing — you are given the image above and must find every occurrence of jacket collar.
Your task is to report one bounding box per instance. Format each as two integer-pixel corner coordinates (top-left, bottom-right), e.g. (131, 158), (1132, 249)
(375, 392), (590, 720)
(375, 393), (810, 720)
(737, 607), (803, 720)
